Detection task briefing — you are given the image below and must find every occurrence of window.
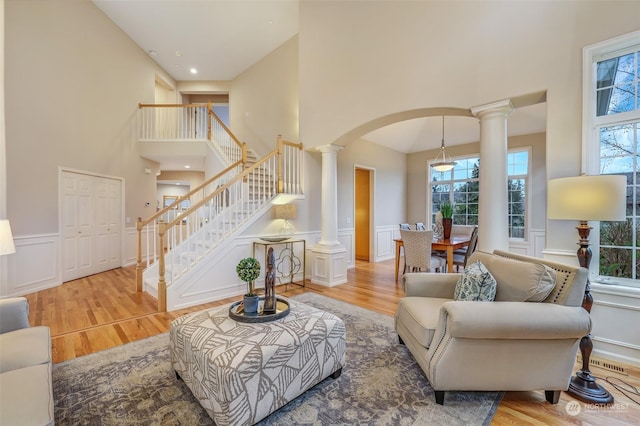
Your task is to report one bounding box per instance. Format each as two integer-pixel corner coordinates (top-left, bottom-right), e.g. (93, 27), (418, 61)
(584, 31), (640, 286)
(429, 150), (529, 238)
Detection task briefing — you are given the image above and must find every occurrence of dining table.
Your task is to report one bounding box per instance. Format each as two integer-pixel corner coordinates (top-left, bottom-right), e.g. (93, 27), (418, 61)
(394, 235), (471, 281)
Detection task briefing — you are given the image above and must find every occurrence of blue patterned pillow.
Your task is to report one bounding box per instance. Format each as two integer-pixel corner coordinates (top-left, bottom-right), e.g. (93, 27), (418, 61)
(454, 260), (497, 301)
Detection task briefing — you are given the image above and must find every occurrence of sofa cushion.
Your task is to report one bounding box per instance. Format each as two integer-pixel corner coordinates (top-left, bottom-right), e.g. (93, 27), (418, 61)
(0, 326), (51, 373)
(0, 363), (54, 426)
(395, 297), (450, 348)
(468, 251), (557, 302)
(454, 261), (497, 301)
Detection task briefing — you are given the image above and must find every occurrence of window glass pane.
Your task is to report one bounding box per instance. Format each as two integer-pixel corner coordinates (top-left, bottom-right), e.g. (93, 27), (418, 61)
(599, 247), (633, 278)
(596, 51), (639, 116)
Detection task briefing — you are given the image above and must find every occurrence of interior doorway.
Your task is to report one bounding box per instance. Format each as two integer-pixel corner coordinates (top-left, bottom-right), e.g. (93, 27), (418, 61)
(355, 166), (374, 261)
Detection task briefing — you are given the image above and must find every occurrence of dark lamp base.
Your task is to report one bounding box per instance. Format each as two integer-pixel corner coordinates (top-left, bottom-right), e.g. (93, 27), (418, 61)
(567, 372), (614, 404)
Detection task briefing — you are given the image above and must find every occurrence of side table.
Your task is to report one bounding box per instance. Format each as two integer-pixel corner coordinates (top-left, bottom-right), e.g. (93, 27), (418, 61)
(253, 238), (306, 288)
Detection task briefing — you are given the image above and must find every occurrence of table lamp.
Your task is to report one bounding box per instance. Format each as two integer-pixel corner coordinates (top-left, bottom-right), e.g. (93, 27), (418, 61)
(275, 204), (297, 236)
(0, 219), (16, 256)
(547, 174), (626, 404)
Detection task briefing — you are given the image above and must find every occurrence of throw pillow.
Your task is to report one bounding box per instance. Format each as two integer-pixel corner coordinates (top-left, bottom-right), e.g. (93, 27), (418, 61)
(467, 252), (557, 302)
(454, 260), (497, 301)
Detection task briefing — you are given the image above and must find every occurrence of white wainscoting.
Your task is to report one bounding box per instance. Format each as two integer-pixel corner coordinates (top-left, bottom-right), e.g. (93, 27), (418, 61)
(374, 225), (399, 263)
(543, 248), (640, 368)
(3, 233), (60, 297)
(590, 284), (640, 368)
(506, 228), (545, 258)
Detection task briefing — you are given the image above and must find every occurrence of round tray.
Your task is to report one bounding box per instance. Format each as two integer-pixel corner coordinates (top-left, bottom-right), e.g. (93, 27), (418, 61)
(229, 297), (290, 323)
(259, 236), (290, 243)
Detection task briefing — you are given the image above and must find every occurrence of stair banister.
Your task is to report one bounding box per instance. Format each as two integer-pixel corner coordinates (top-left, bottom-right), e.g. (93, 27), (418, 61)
(135, 160), (244, 292)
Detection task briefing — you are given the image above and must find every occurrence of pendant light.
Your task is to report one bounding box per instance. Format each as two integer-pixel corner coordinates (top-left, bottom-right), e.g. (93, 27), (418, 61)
(431, 116), (457, 172)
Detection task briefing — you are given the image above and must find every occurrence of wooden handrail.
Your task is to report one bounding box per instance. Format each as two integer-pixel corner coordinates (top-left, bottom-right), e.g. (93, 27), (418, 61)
(138, 161), (242, 229)
(164, 150), (278, 229)
(138, 103), (208, 108)
(208, 107), (244, 150)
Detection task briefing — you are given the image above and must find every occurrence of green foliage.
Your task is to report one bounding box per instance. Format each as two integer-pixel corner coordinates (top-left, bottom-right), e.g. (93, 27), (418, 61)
(236, 257), (261, 295)
(440, 200), (454, 218)
(599, 220), (633, 278)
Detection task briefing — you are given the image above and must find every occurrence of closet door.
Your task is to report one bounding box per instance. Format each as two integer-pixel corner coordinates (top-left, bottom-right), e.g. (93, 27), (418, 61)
(61, 171), (122, 282)
(61, 172), (93, 281)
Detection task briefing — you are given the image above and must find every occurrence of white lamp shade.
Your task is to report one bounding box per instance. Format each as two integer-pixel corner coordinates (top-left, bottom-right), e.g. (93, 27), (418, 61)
(0, 220), (16, 255)
(547, 175), (627, 221)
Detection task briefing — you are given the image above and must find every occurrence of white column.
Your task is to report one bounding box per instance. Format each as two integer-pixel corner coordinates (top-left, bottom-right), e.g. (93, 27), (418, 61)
(471, 99), (514, 253)
(311, 144), (348, 287)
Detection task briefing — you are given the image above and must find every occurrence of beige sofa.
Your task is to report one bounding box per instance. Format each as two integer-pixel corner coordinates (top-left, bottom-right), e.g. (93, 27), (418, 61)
(395, 250), (592, 405)
(0, 297), (54, 425)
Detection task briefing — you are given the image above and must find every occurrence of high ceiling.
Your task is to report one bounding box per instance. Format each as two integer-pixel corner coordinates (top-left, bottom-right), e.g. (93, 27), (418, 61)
(93, 0), (546, 157)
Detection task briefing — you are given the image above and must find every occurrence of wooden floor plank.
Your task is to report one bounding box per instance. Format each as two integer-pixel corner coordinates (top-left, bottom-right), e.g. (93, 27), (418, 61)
(24, 259), (639, 425)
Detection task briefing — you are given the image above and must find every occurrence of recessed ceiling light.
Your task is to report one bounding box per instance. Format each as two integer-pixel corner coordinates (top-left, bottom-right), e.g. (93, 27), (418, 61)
(190, 68), (197, 74)
(184, 165), (191, 169)
(148, 50), (158, 57)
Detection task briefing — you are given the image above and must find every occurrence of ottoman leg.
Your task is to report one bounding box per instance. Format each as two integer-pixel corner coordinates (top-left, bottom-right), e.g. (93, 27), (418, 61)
(330, 368), (342, 379)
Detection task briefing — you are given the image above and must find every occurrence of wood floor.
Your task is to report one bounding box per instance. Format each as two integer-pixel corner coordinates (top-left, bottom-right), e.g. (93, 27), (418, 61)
(24, 259), (639, 425)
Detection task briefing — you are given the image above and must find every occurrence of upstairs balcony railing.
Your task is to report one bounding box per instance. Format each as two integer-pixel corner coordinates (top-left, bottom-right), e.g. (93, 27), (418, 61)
(138, 102), (245, 163)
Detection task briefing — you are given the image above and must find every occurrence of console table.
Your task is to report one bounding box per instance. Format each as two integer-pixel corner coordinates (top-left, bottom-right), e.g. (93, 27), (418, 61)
(253, 239), (306, 288)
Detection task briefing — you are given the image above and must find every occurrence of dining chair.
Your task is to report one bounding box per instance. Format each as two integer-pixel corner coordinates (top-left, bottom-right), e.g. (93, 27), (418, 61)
(452, 226), (479, 271)
(399, 223), (411, 230)
(399, 229), (446, 273)
(415, 222), (426, 231)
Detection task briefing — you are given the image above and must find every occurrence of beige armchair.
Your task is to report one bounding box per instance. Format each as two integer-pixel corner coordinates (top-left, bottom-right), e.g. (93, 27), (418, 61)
(0, 297), (54, 425)
(394, 250), (591, 405)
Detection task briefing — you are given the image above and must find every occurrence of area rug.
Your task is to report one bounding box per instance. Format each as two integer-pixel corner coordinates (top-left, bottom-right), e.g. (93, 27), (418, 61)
(52, 293), (503, 425)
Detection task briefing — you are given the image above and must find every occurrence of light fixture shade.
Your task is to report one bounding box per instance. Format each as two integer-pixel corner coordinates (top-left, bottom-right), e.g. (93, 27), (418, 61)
(430, 116), (456, 172)
(432, 161), (456, 172)
(0, 219), (16, 256)
(547, 175), (626, 221)
(275, 204), (297, 220)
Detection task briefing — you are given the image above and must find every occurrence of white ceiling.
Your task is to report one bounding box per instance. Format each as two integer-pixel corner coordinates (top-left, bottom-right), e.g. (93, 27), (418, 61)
(93, 0), (547, 158)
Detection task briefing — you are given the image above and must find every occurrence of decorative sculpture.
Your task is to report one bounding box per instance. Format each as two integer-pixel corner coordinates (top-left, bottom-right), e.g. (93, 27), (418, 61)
(262, 247), (277, 314)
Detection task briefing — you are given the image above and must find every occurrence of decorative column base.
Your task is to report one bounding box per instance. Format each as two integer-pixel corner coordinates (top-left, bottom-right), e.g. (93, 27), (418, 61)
(311, 244), (348, 287)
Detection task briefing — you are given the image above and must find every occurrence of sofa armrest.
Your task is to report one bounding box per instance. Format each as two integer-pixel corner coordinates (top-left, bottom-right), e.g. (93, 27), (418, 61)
(403, 273), (459, 298)
(439, 301), (591, 340)
(0, 297), (30, 334)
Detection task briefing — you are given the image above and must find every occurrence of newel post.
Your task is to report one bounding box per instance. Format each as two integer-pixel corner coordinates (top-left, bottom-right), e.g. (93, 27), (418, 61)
(277, 134), (284, 193)
(157, 220), (168, 312)
(207, 101), (212, 140)
(135, 217), (143, 293)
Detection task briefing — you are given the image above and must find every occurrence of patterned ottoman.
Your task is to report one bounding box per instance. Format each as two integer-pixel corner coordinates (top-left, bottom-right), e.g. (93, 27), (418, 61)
(169, 298), (346, 426)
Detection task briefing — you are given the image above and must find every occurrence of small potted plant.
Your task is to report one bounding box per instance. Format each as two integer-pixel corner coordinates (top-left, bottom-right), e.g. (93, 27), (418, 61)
(236, 257), (261, 314)
(440, 200), (454, 239)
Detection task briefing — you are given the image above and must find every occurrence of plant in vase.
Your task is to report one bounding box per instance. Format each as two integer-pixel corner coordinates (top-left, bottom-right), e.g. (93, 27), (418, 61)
(440, 201), (454, 239)
(236, 257), (261, 315)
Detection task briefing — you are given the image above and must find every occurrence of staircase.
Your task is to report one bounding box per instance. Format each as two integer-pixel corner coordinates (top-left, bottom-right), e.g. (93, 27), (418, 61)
(136, 104), (303, 311)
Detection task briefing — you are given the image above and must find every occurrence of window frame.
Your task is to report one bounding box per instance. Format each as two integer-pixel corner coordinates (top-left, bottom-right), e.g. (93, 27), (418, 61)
(427, 147), (531, 241)
(582, 30), (640, 287)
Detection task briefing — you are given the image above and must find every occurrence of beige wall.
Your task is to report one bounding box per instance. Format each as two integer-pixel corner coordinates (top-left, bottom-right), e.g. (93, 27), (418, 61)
(230, 36), (299, 157)
(407, 133), (546, 231)
(297, 0), (640, 253)
(5, 0), (174, 234)
(338, 138), (407, 229)
(156, 170), (205, 209)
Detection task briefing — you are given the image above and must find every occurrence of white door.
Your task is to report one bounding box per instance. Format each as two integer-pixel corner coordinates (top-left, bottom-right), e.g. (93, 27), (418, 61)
(61, 171), (122, 282)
